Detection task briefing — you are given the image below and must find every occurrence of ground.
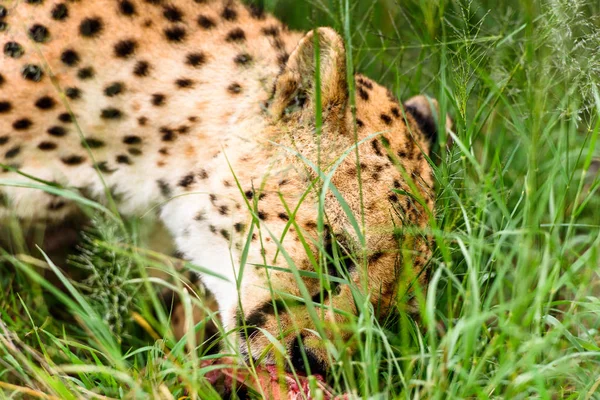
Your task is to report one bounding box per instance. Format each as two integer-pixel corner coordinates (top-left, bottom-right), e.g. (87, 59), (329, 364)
(1, 0), (600, 398)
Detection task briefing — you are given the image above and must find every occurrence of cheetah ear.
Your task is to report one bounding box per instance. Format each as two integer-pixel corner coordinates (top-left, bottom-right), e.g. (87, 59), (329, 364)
(403, 95), (453, 145)
(270, 27), (348, 121)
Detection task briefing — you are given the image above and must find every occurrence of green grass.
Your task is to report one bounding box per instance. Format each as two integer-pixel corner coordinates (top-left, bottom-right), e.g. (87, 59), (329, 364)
(2, 0), (600, 398)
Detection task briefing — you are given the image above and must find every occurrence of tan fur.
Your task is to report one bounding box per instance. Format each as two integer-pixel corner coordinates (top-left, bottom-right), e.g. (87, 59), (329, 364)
(0, 0), (445, 371)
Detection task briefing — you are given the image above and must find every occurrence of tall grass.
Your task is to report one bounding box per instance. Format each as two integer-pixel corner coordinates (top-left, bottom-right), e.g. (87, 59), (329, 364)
(1, 0), (600, 398)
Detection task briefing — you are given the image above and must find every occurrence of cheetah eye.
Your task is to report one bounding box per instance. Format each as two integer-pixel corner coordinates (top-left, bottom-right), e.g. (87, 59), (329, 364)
(284, 91), (308, 115)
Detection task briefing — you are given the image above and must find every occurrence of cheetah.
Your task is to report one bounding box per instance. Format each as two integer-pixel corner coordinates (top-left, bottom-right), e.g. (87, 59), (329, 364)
(0, 0), (449, 373)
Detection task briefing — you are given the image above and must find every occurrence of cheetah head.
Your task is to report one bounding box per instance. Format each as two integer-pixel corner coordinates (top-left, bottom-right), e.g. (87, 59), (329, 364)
(233, 28), (450, 375)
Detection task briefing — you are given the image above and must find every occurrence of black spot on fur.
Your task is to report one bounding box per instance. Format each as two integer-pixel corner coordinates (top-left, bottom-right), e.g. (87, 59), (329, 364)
(220, 229), (230, 240)
(163, 5), (183, 22)
(22, 65), (44, 82)
(157, 180), (172, 197)
(28, 24), (50, 42)
(123, 135), (141, 145)
(51, 3), (69, 20)
(244, 190), (253, 199)
(234, 53), (252, 65)
(198, 169), (208, 179)
(104, 82), (124, 97)
(271, 37), (285, 51)
(48, 201), (66, 211)
(194, 210), (206, 221)
(358, 87), (369, 101)
(25, 0), (43, 4)
(4, 42), (24, 58)
(118, 1), (136, 16)
(277, 52), (289, 66)
(234, 222), (245, 232)
(380, 113), (392, 125)
(257, 210), (267, 220)
(152, 93), (166, 106)
(5, 146), (21, 159)
(114, 39), (137, 58)
(221, 5), (237, 21)
(82, 138), (105, 148)
(137, 117), (148, 126)
(175, 78), (193, 88)
(159, 126), (175, 141)
(38, 141), (57, 151)
(58, 113), (72, 123)
(47, 126), (67, 137)
(0, 22), (6, 32)
(133, 60), (150, 76)
(77, 67), (94, 80)
(391, 107), (401, 118)
(371, 140), (383, 156)
(227, 83), (242, 94)
(178, 174), (195, 188)
(278, 212), (289, 221)
(368, 251), (384, 263)
(356, 118), (364, 128)
(305, 221), (317, 230)
(0, 102), (11, 113)
(261, 26), (279, 36)
(116, 154), (132, 165)
(0, 136), (9, 146)
(164, 26), (186, 42)
(65, 87), (81, 99)
(35, 96), (56, 110)
(61, 49), (80, 66)
(247, 4), (265, 19)
(13, 119), (32, 130)
(93, 161), (116, 174)
(128, 148), (142, 156)
(61, 155), (85, 165)
(101, 108), (123, 119)
(357, 77), (373, 90)
(0, 6), (6, 18)
(0, 74), (4, 87)
(186, 52), (206, 67)
(197, 15), (216, 29)
(225, 28), (245, 42)
(79, 17), (103, 37)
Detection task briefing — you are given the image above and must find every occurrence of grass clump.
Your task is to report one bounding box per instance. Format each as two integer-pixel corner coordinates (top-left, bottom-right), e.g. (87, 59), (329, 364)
(68, 219), (137, 338)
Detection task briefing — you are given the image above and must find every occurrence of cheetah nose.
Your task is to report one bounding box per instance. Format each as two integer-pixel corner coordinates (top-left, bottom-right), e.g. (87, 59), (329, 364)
(289, 335), (328, 377)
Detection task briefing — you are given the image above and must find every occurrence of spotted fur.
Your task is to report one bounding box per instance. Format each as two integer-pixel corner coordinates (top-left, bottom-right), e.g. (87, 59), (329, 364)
(0, 0), (449, 371)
